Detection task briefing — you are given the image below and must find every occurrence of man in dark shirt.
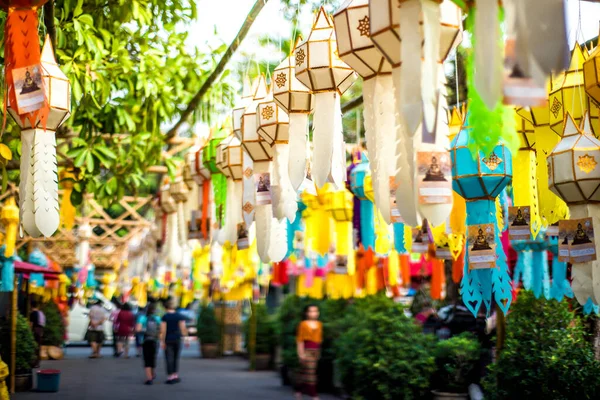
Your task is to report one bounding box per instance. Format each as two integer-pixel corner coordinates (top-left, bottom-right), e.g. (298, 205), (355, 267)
(29, 300), (45, 367)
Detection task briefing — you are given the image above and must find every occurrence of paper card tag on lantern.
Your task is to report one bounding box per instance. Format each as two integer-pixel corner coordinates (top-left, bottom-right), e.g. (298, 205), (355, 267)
(334, 255), (348, 274)
(237, 222), (249, 250)
(436, 246), (452, 260)
(389, 176), (404, 223)
(508, 206), (531, 241)
(559, 218), (597, 264)
(467, 224), (496, 270)
(254, 172), (272, 205)
(412, 226), (430, 253)
(546, 222), (559, 238)
(12, 64), (46, 114)
(417, 151), (452, 204)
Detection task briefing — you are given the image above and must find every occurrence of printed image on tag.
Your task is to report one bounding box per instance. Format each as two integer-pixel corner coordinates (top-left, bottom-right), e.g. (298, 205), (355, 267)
(508, 206), (531, 241)
(254, 172), (272, 205)
(389, 176), (404, 223)
(412, 225), (430, 253)
(237, 222), (249, 250)
(417, 151), (452, 205)
(546, 222), (559, 238)
(436, 246), (452, 260)
(334, 255), (348, 274)
(467, 224), (496, 269)
(13, 64), (46, 114)
(558, 220), (570, 262)
(564, 218), (596, 263)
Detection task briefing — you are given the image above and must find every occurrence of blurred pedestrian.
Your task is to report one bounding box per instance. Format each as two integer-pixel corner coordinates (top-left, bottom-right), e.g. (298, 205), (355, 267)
(116, 303), (136, 358)
(136, 302), (161, 385)
(295, 304), (322, 400)
(29, 299), (46, 367)
(160, 298), (188, 384)
(109, 302), (121, 357)
(135, 306), (147, 357)
(87, 299), (108, 359)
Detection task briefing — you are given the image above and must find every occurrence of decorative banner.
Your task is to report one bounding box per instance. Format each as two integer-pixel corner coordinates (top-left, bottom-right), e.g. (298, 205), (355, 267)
(467, 224), (496, 270)
(559, 218), (596, 264)
(417, 151), (452, 205)
(508, 206), (531, 241)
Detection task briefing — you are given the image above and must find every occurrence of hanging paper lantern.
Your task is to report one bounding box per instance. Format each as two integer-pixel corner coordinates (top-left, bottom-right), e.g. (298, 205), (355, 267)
(216, 134), (237, 179)
(294, 7), (357, 188)
(220, 135), (243, 181)
(273, 45), (314, 191)
(333, 0), (396, 224)
(584, 43), (600, 108)
(547, 114), (600, 305)
(450, 118), (513, 316)
(350, 156), (375, 250)
(187, 142), (211, 185)
(203, 127), (228, 174)
(241, 76), (272, 163)
(232, 77), (256, 140)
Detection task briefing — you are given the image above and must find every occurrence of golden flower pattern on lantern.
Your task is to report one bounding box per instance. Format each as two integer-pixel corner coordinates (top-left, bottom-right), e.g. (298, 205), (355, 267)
(357, 15), (370, 36)
(577, 154), (598, 174)
(243, 202), (254, 213)
(275, 73), (287, 88)
(295, 48), (306, 67)
(243, 167), (253, 179)
(261, 105), (274, 120)
(550, 97), (562, 118)
(482, 154), (503, 171)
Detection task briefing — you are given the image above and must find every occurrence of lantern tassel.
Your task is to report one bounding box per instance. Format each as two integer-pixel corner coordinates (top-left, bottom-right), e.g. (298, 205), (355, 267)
(268, 217), (288, 262)
(242, 151), (255, 227)
(570, 204), (600, 305)
(272, 144), (298, 222)
(312, 92), (339, 188)
(474, 0), (502, 110)
(255, 205), (272, 263)
(549, 237), (574, 301)
(288, 113), (309, 192)
(33, 129), (59, 237)
(421, 0), (441, 134)
(398, 0), (423, 135)
(20, 129), (41, 238)
(394, 102), (419, 227)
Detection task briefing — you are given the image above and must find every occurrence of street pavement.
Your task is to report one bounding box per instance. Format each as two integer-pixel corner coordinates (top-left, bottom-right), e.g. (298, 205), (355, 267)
(13, 343), (338, 400)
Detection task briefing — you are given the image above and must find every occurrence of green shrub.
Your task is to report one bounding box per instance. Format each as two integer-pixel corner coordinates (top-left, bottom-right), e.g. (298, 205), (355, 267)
(0, 314), (37, 374)
(483, 291), (600, 399)
(433, 333), (480, 393)
(336, 295), (436, 400)
(244, 303), (277, 355)
(197, 304), (219, 345)
(41, 301), (65, 347)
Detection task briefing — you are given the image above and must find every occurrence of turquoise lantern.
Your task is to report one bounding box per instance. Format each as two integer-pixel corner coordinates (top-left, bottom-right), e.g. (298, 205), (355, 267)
(450, 119), (513, 316)
(350, 154), (375, 250)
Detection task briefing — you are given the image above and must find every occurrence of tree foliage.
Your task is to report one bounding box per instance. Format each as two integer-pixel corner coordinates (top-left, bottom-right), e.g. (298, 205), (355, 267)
(1, 0), (234, 205)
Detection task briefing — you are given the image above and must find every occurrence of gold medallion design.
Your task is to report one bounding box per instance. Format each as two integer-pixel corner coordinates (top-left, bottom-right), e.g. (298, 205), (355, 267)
(275, 72), (287, 88)
(261, 105), (274, 120)
(357, 16), (370, 36)
(243, 167), (253, 179)
(550, 97), (562, 118)
(295, 49), (306, 67)
(482, 153), (502, 171)
(242, 202), (254, 213)
(577, 154), (598, 173)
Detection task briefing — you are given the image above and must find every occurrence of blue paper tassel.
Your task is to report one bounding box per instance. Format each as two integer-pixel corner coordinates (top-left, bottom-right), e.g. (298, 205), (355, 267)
(360, 200), (375, 250)
(548, 237), (573, 301)
(393, 223), (406, 253)
(583, 297), (599, 315)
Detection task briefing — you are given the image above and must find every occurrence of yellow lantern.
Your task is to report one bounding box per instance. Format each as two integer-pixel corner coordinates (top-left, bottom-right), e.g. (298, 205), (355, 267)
(584, 43), (600, 107)
(326, 188), (354, 222)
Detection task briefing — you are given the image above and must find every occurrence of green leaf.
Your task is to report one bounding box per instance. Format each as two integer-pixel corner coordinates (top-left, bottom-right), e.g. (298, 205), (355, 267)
(85, 152), (94, 172)
(70, 189), (83, 206)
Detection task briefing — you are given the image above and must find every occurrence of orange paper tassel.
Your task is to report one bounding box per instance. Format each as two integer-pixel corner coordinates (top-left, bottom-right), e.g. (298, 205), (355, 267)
(399, 253), (411, 287)
(431, 258), (445, 300)
(201, 180), (210, 239)
(452, 246), (465, 284)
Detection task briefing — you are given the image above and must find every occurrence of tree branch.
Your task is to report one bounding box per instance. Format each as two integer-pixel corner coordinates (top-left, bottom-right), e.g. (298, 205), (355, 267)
(43, 1), (56, 53)
(165, 0), (270, 140)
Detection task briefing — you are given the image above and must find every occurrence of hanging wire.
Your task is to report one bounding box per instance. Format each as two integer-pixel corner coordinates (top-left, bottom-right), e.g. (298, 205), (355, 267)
(291, 0), (302, 52)
(454, 51), (460, 107)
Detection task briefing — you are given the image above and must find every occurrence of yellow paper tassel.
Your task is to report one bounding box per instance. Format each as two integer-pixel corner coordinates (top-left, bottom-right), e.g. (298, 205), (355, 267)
(1, 197), (18, 257)
(59, 169), (78, 230)
(535, 125), (570, 224)
(512, 136), (541, 236)
(388, 249), (400, 286)
(374, 208), (392, 255)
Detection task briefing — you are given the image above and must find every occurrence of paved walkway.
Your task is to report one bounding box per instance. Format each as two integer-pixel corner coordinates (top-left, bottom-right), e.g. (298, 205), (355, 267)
(14, 343), (338, 400)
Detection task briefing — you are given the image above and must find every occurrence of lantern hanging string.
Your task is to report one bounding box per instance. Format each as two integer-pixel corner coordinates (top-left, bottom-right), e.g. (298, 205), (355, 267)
(455, 52), (460, 107)
(290, 0), (302, 53)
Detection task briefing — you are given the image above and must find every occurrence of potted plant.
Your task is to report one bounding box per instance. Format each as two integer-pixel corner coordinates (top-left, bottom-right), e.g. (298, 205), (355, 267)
(245, 303), (276, 371)
(41, 301), (66, 360)
(432, 333), (481, 399)
(0, 314), (37, 392)
(197, 304), (219, 359)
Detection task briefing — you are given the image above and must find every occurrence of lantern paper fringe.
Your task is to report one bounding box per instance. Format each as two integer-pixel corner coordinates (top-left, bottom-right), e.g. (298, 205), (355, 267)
(268, 216), (288, 262)
(312, 92), (339, 188)
(393, 222), (406, 253)
(242, 151), (255, 227)
(33, 130), (60, 237)
(549, 239), (573, 301)
(288, 113), (309, 191)
(513, 148), (541, 237)
(584, 297), (599, 315)
(421, 0), (441, 133)
(272, 144), (297, 221)
(255, 205), (272, 263)
(473, 0), (502, 111)
(570, 204), (600, 305)
(20, 129), (41, 238)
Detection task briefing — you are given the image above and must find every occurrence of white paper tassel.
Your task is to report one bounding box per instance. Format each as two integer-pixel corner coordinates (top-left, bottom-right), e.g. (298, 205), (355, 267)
(394, 70), (419, 227)
(289, 113), (309, 192)
(313, 92), (340, 188)
(474, 0), (502, 110)
(363, 79), (377, 169)
(242, 151), (255, 227)
(210, 240), (223, 278)
(399, 0), (423, 135)
(20, 129), (41, 238)
(177, 201), (187, 246)
(330, 98), (346, 189)
(570, 204), (600, 305)
(421, 0), (442, 133)
(166, 212), (182, 266)
(373, 75), (396, 225)
(33, 130), (59, 237)
(255, 205), (272, 263)
(272, 145), (298, 222)
(268, 217), (288, 262)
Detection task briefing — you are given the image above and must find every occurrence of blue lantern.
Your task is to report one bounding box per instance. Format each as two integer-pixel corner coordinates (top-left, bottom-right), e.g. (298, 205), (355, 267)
(350, 155), (375, 250)
(450, 118), (513, 316)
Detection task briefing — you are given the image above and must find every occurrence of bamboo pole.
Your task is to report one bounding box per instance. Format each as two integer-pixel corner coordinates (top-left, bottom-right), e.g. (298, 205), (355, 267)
(10, 275), (17, 394)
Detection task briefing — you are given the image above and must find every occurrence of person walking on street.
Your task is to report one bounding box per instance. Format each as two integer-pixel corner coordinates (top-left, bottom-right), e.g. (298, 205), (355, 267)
(136, 303), (161, 385)
(87, 299), (108, 359)
(295, 304), (322, 400)
(109, 302), (121, 357)
(29, 300), (46, 368)
(116, 303), (136, 358)
(135, 306), (146, 357)
(160, 298), (188, 384)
